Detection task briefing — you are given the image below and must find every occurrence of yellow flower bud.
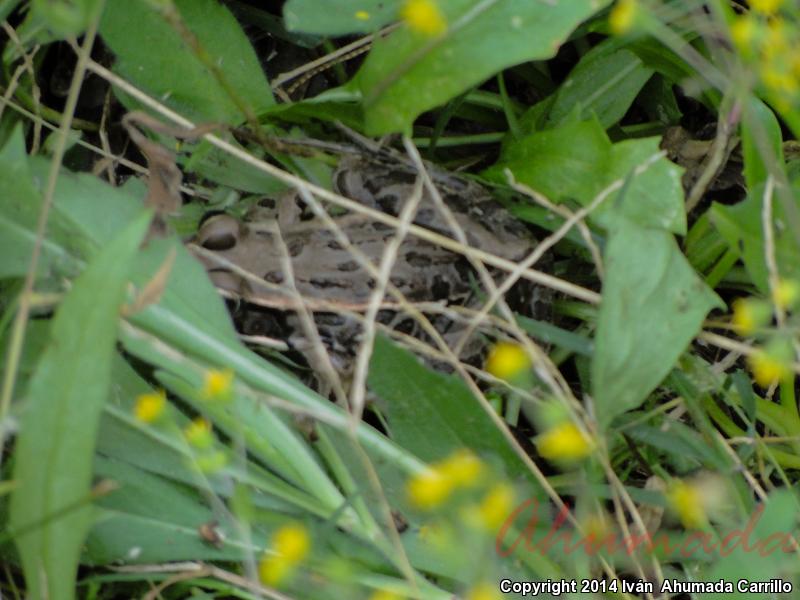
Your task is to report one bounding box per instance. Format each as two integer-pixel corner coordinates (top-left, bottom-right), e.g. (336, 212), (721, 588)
(438, 450), (484, 487)
(536, 422), (593, 461)
(184, 417), (214, 449)
(609, 0), (637, 35)
(201, 368), (234, 400)
(273, 523), (311, 562)
(750, 0), (783, 14)
(258, 555), (292, 586)
(134, 390), (166, 423)
(369, 591), (405, 600)
(730, 16), (756, 50)
(475, 483), (516, 530)
(407, 468), (454, 510)
(773, 278), (800, 310)
(400, 0), (447, 36)
(485, 341), (530, 380)
(731, 297), (771, 336)
(667, 480), (706, 529)
(748, 349), (791, 387)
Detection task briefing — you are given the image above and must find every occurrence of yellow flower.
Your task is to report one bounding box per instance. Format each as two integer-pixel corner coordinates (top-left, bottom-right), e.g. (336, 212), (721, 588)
(201, 368), (234, 400)
(259, 555), (292, 586)
(438, 450), (483, 487)
(730, 16), (756, 50)
(258, 523), (311, 586)
(667, 480), (706, 529)
(273, 523), (311, 562)
(763, 67), (798, 96)
(731, 297), (770, 336)
(407, 468), (454, 510)
(466, 581), (502, 600)
(369, 591), (404, 600)
(485, 341), (530, 380)
(536, 422), (593, 461)
(133, 390), (166, 423)
(400, 0), (447, 36)
(355, 10), (370, 20)
(184, 417), (214, 449)
(750, 0), (783, 14)
(773, 278), (800, 310)
(475, 483), (515, 530)
(609, 0), (637, 35)
(747, 350), (791, 387)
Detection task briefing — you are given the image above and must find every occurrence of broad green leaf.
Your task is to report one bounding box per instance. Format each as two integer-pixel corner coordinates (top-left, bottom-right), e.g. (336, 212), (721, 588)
(544, 47), (653, 129)
(485, 118), (685, 233)
(486, 119), (609, 203)
(284, 0), (400, 35)
(368, 335), (530, 478)
(357, 0), (611, 134)
(100, 0), (274, 123)
(9, 210), (151, 600)
(592, 219), (722, 427)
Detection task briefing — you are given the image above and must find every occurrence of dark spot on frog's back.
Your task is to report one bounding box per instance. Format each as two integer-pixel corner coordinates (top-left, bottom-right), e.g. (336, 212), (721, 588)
(288, 238), (304, 257)
(258, 197), (276, 209)
(431, 275), (450, 300)
(338, 260), (359, 272)
(405, 251), (431, 267)
(310, 278), (348, 288)
(264, 271), (284, 284)
(376, 194), (400, 214)
(415, 208), (435, 224)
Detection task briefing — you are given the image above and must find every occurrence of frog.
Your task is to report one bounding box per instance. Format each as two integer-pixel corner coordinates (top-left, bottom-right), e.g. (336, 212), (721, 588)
(189, 152), (545, 379)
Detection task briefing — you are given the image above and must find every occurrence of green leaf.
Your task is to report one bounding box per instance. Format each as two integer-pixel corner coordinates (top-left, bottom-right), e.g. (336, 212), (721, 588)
(357, 0), (611, 134)
(711, 191), (800, 294)
(9, 210), (151, 600)
(0, 127), (82, 279)
(626, 422), (728, 471)
(87, 457), (261, 564)
(284, 0), (400, 35)
(485, 118), (685, 234)
(30, 0), (102, 36)
(741, 97), (784, 190)
(701, 490), (798, 598)
(100, 0), (274, 123)
(592, 219), (722, 427)
(544, 47), (653, 129)
(486, 119), (610, 203)
(368, 335), (530, 478)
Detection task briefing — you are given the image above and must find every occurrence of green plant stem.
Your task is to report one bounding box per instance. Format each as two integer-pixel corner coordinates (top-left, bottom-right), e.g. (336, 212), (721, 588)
(413, 132), (505, 148)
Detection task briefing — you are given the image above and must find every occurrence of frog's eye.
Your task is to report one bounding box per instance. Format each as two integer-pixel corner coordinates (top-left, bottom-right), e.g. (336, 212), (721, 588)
(196, 214), (241, 251)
